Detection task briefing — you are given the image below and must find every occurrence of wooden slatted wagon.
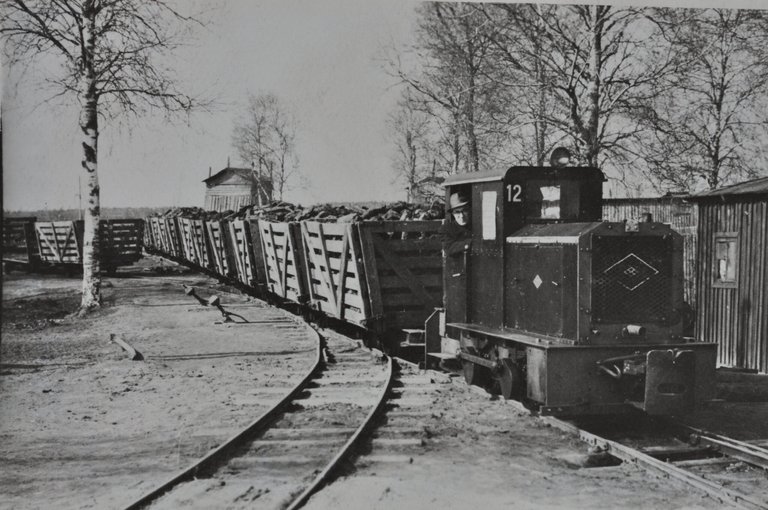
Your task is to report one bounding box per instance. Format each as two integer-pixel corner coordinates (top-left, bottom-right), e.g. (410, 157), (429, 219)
(178, 218), (211, 270)
(227, 219), (268, 289)
(205, 220), (235, 278)
(33, 219), (143, 273)
(2, 217), (41, 272)
(259, 220), (308, 303)
(300, 221), (369, 324)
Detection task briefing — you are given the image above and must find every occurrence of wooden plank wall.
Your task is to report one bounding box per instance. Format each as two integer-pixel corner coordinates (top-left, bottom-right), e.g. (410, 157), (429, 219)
(259, 220), (307, 303)
(301, 221), (370, 325)
(357, 221), (443, 332)
(603, 198), (698, 306)
(204, 185), (253, 212)
(695, 198), (768, 373)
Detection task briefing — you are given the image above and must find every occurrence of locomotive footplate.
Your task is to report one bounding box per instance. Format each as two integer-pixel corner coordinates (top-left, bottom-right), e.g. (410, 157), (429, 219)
(444, 323), (717, 416)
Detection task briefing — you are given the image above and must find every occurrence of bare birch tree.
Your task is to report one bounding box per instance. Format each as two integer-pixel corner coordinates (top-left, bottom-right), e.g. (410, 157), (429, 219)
(635, 8), (768, 190)
(484, 4), (679, 173)
(387, 90), (435, 202)
(389, 2), (503, 175)
(232, 92), (298, 201)
(1, 0), (207, 315)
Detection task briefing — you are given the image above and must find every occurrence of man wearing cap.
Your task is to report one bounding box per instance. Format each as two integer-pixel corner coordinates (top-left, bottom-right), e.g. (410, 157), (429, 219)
(440, 192), (472, 256)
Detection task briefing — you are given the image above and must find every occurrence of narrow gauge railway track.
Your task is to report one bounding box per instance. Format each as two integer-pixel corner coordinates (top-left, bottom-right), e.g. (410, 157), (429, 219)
(539, 413), (768, 510)
(124, 328), (393, 510)
(349, 358), (449, 469)
(448, 371), (768, 510)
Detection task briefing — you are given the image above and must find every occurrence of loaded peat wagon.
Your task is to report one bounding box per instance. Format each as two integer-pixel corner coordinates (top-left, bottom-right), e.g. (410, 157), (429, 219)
(178, 217), (212, 271)
(355, 221), (443, 353)
(145, 217), (164, 254)
(226, 219), (268, 293)
(205, 220), (236, 280)
(2, 217), (40, 273)
(258, 220), (308, 305)
(157, 217), (183, 260)
(299, 219), (443, 353)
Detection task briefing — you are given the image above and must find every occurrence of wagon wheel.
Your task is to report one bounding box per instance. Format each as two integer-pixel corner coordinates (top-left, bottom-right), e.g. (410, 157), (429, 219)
(462, 347), (490, 387)
(496, 358), (523, 400)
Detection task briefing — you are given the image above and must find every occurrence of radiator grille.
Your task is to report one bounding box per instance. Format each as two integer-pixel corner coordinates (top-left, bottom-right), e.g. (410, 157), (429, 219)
(591, 235), (672, 323)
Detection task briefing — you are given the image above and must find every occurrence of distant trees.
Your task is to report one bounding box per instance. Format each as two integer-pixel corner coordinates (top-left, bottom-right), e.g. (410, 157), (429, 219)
(388, 2), (768, 196)
(232, 93), (299, 201)
(1, 0), (208, 314)
(634, 9), (768, 190)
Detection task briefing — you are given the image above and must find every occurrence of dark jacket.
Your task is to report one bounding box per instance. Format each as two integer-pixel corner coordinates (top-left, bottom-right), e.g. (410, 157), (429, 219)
(439, 220), (471, 256)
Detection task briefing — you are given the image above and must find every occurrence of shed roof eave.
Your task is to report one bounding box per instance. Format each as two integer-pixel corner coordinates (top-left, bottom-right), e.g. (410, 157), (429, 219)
(687, 176), (768, 200)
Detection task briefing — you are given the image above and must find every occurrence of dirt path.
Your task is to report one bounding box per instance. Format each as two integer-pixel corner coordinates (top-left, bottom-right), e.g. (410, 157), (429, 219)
(1, 265), (317, 510)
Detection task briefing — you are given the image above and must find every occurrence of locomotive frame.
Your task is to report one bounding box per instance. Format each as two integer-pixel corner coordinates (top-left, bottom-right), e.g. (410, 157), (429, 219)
(429, 165), (717, 416)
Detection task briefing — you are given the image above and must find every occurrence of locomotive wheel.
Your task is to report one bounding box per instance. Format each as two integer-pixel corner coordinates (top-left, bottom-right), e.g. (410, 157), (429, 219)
(462, 348), (490, 387)
(497, 358), (523, 400)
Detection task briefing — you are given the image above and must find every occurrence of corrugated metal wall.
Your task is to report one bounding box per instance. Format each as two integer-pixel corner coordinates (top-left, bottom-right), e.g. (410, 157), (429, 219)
(695, 198), (768, 373)
(603, 198), (698, 306)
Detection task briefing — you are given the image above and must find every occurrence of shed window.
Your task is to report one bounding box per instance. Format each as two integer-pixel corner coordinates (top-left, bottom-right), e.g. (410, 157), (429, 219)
(713, 232), (738, 287)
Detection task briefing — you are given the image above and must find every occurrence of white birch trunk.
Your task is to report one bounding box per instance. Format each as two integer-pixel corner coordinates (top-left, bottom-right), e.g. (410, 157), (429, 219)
(79, 1), (101, 313)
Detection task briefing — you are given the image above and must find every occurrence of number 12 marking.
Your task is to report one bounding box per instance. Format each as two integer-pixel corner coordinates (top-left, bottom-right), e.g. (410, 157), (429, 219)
(506, 184), (522, 202)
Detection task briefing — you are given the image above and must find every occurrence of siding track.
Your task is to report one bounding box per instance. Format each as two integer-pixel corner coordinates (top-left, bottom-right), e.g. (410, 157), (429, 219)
(124, 326), (393, 510)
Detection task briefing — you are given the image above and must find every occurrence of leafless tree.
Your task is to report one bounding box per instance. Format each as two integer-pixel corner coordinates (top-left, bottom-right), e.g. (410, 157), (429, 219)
(635, 8), (768, 191)
(1, 0), (209, 315)
(483, 4), (680, 175)
(388, 2), (504, 175)
(387, 90), (437, 202)
(232, 92), (298, 201)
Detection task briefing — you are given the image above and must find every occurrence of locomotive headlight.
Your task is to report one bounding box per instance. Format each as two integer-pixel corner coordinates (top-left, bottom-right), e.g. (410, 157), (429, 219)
(550, 147), (572, 167)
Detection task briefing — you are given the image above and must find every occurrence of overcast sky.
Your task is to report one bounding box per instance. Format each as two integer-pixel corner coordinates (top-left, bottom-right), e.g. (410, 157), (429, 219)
(2, 0), (765, 211)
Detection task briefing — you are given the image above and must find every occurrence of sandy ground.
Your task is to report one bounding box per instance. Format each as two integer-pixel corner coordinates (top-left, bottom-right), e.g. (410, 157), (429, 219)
(2, 257), (766, 509)
(1, 259), (317, 510)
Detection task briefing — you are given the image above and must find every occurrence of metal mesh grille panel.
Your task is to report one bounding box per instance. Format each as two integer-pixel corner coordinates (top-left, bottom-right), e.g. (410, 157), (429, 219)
(591, 235), (672, 323)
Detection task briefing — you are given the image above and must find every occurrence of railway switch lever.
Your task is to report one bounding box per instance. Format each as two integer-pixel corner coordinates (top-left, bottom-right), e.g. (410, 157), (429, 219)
(183, 285), (208, 306)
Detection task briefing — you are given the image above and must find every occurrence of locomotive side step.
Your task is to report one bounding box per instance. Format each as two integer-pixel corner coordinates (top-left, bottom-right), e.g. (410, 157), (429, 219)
(401, 329), (425, 345)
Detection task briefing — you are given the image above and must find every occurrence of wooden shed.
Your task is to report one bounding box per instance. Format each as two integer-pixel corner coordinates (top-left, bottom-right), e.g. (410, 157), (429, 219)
(687, 177), (768, 373)
(203, 167), (273, 212)
(603, 195), (698, 306)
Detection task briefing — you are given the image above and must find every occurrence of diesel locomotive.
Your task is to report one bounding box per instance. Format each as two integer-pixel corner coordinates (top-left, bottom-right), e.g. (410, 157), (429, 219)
(428, 160), (717, 416)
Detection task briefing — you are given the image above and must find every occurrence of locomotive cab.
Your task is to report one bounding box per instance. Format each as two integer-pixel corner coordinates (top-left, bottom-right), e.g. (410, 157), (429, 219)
(431, 164), (717, 416)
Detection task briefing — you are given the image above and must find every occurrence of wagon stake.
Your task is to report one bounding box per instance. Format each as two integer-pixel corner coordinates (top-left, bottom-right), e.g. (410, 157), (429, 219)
(182, 285), (208, 306)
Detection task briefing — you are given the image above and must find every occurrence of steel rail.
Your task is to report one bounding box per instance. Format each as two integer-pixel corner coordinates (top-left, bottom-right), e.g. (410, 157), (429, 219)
(122, 323), (324, 510)
(286, 354), (394, 510)
(671, 421), (768, 470)
(540, 415), (768, 510)
(439, 370), (768, 510)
